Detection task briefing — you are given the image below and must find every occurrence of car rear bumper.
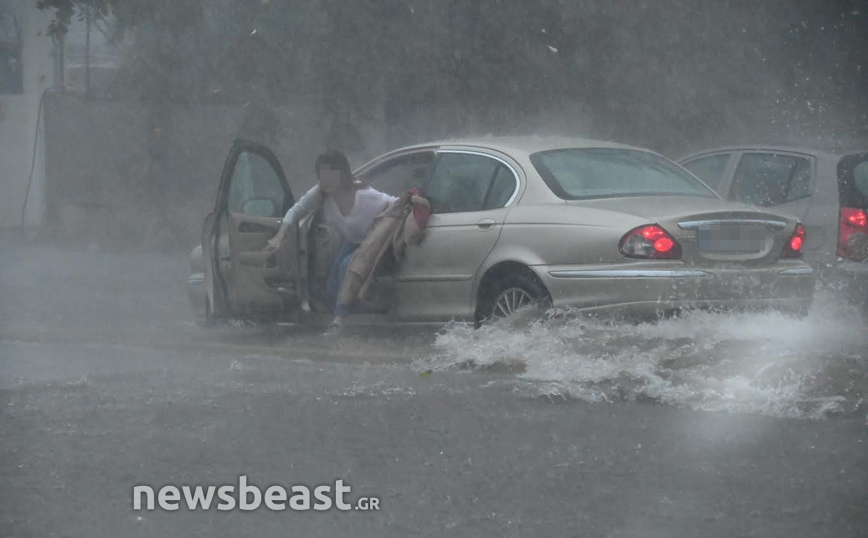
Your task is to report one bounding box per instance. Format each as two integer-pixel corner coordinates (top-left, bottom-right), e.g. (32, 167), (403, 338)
(536, 261), (816, 316)
(830, 259), (868, 277)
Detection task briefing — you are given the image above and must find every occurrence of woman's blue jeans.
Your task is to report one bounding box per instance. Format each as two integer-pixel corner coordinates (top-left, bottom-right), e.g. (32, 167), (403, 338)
(326, 241), (359, 317)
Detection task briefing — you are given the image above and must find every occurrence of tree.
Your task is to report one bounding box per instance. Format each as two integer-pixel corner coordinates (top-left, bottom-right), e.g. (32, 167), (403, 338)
(35, 0), (868, 155)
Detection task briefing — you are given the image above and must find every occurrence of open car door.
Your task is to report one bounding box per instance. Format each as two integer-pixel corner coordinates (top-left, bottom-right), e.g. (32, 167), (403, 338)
(203, 140), (300, 320)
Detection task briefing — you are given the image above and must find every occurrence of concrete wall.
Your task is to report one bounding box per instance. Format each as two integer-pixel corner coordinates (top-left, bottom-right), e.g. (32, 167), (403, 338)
(41, 93), (389, 251)
(0, 0), (57, 229)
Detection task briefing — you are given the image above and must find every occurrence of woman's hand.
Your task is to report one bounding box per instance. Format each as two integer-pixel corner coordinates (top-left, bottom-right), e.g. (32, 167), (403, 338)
(264, 233), (283, 253)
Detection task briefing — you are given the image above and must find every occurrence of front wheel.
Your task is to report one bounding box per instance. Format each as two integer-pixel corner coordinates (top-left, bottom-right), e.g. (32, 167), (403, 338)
(477, 273), (551, 326)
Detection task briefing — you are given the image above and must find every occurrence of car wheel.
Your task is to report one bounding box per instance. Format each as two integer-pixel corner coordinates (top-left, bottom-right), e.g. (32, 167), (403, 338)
(477, 273), (551, 326)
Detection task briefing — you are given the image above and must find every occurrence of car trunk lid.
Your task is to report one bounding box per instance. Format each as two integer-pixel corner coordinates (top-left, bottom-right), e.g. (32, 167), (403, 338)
(572, 196), (796, 266)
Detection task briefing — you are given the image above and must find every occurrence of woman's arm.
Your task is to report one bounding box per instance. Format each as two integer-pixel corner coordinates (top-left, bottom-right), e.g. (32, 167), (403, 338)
(265, 185), (322, 251)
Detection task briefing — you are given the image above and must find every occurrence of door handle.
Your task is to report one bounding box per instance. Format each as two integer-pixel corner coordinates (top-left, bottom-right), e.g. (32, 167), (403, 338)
(476, 218), (496, 230)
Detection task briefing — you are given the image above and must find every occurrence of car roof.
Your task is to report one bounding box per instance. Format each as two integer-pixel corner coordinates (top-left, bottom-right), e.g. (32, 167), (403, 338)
(678, 143), (868, 162)
(393, 135), (653, 156)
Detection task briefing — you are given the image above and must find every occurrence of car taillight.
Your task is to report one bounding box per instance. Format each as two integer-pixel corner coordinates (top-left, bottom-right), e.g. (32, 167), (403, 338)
(838, 207), (868, 261)
(782, 223), (806, 258)
(619, 224), (681, 259)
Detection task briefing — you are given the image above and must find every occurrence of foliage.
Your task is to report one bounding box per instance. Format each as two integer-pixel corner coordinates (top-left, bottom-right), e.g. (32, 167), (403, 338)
(35, 0), (868, 153)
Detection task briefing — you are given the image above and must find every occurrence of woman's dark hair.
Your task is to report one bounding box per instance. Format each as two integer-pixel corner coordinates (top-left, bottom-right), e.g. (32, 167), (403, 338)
(315, 150), (352, 177)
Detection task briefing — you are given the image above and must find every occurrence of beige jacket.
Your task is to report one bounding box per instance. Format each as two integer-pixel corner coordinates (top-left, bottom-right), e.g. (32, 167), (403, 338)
(338, 191), (430, 307)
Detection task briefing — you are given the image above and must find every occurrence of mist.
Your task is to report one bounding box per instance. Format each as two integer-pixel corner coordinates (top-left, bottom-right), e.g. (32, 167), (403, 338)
(13, 0), (865, 250)
(2, 1), (868, 537)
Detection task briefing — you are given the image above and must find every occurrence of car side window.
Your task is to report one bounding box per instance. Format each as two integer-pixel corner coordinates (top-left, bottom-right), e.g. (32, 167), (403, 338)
(360, 151), (435, 197)
(681, 154), (730, 191)
(227, 151), (286, 217)
(729, 153), (813, 207)
(853, 161), (868, 199)
(426, 153), (515, 213)
(484, 165), (517, 210)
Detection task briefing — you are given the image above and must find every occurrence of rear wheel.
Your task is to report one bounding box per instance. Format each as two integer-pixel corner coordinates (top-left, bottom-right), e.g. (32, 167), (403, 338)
(477, 273), (551, 326)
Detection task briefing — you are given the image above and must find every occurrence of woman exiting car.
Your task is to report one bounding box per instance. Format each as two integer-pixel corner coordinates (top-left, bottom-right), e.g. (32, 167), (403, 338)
(264, 150), (397, 332)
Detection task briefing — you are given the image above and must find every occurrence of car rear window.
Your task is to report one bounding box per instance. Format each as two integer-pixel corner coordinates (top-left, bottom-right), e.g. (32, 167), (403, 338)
(530, 148), (717, 200)
(837, 152), (868, 208)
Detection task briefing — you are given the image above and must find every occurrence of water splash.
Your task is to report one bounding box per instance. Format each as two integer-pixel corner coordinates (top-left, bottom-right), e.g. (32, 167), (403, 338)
(416, 292), (868, 420)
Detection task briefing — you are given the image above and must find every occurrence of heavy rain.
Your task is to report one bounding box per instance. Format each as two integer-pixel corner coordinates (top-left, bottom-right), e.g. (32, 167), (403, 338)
(1, 1), (867, 537)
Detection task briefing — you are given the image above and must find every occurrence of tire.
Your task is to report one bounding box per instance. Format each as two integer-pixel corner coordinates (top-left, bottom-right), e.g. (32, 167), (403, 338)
(477, 273), (551, 326)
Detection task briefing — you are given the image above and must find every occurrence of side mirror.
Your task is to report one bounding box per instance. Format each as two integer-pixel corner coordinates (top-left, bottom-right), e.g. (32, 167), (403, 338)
(241, 198), (277, 217)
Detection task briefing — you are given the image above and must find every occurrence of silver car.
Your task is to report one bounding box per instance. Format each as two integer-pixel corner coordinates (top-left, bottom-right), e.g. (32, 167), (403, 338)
(678, 145), (868, 311)
(188, 136), (815, 326)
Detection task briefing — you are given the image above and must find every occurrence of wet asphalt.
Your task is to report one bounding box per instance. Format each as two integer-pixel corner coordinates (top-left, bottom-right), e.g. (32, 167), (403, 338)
(1, 240), (866, 537)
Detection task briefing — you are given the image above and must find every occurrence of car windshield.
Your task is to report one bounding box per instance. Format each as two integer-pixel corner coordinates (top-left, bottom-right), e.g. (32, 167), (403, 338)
(531, 148), (717, 200)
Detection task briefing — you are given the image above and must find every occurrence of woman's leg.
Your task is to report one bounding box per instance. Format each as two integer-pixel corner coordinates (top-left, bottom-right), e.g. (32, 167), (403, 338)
(333, 245), (358, 318)
(325, 242), (358, 313)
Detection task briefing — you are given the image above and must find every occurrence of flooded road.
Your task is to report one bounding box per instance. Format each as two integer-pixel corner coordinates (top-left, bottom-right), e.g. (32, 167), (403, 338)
(3, 338), (867, 537)
(2, 240), (867, 421)
(1, 241), (867, 536)
(423, 293), (868, 420)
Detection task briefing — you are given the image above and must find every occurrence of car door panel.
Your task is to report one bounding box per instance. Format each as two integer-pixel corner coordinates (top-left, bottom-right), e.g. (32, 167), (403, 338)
(205, 140), (298, 319)
(226, 212), (298, 311)
(391, 150), (520, 321)
(393, 209), (507, 321)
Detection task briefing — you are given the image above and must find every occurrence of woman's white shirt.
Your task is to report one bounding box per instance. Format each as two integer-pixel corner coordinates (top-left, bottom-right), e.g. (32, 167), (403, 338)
(282, 185), (397, 244)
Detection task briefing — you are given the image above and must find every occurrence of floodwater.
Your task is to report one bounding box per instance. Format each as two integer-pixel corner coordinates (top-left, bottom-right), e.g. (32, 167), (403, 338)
(418, 291), (868, 420)
(3, 242), (867, 537)
(3, 241), (866, 422)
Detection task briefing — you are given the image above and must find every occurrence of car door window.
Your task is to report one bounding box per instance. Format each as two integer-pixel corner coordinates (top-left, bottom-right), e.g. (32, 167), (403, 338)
(427, 153), (514, 213)
(681, 154), (730, 191)
(836, 154), (868, 209)
(227, 151), (287, 217)
(729, 153), (813, 207)
(484, 165), (518, 209)
(854, 161), (868, 199)
(360, 151), (435, 196)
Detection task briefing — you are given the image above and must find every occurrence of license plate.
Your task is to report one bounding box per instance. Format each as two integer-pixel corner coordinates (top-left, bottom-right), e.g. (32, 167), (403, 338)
(698, 223), (767, 253)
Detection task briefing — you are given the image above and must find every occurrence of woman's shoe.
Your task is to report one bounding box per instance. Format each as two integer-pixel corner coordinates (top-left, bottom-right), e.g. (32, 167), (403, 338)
(321, 322), (345, 338)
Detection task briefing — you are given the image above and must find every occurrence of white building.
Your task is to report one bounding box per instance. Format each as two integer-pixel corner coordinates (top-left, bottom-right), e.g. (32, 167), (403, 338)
(0, 0), (59, 229)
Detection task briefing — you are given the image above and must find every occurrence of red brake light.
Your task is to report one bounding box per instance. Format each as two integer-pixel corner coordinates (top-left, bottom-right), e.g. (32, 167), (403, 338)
(846, 209), (867, 228)
(620, 225), (681, 259)
(782, 224), (805, 258)
(654, 237), (675, 253)
(839, 207), (868, 260)
(790, 224), (805, 251)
